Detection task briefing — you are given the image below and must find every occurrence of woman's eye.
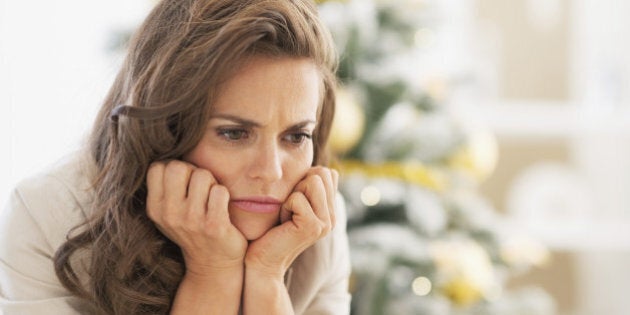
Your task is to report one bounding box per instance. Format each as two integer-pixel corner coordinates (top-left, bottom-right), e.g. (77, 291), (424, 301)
(218, 129), (248, 141)
(284, 132), (312, 144)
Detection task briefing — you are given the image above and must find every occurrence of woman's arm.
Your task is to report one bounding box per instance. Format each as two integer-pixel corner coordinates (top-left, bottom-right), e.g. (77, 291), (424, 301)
(242, 267), (293, 314)
(170, 265), (243, 315)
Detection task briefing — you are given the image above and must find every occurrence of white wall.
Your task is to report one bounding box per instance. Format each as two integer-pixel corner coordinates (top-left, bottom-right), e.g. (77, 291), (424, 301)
(569, 1), (630, 314)
(0, 0), (153, 207)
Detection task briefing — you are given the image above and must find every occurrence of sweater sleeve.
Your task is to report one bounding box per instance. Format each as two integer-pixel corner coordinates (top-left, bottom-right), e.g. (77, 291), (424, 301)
(0, 175), (91, 314)
(302, 195), (352, 315)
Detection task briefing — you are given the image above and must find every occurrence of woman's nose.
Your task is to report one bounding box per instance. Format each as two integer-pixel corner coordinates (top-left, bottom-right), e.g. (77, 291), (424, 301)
(248, 141), (283, 182)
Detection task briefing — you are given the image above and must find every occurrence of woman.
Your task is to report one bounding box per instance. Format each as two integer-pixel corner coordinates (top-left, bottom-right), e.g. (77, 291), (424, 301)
(0, 0), (351, 314)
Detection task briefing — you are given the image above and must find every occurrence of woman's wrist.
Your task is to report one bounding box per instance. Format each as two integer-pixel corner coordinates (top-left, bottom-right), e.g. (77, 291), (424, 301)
(171, 264), (243, 315)
(242, 264), (294, 315)
(244, 263), (285, 283)
(184, 256), (244, 278)
(184, 262), (244, 284)
(243, 253), (289, 281)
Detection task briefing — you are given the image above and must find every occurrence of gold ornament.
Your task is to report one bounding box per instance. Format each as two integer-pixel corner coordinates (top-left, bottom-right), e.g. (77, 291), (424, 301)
(448, 128), (499, 183)
(441, 278), (483, 306)
(430, 239), (497, 306)
(329, 88), (365, 154)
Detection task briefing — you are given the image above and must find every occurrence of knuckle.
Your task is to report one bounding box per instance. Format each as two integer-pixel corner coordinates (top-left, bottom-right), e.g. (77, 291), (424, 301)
(189, 173), (209, 191)
(303, 175), (324, 192)
(208, 185), (228, 205)
(193, 168), (215, 182)
(167, 160), (192, 175)
(312, 166), (332, 179)
(211, 184), (226, 194)
(304, 221), (323, 238)
(146, 163), (164, 182)
(331, 168), (339, 177)
(147, 162), (164, 173)
(307, 174), (324, 184)
(288, 191), (304, 203)
(296, 192), (309, 205)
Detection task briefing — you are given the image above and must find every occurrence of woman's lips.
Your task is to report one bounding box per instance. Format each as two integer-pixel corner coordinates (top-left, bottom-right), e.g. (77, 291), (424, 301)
(230, 197), (281, 214)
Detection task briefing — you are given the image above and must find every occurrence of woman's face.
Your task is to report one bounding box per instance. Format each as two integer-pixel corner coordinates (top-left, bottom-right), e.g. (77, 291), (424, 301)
(184, 56), (322, 240)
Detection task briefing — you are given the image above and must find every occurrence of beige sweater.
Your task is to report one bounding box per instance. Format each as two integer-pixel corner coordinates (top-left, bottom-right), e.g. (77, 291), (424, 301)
(0, 154), (351, 314)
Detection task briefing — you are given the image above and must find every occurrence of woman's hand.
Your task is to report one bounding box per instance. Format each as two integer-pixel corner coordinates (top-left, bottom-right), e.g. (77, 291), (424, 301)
(244, 166), (339, 278)
(146, 160), (247, 276)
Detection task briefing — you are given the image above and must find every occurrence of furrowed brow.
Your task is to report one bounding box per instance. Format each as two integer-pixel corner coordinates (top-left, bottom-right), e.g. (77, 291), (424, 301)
(287, 120), (317, 130)
(210, 114), (261, 127)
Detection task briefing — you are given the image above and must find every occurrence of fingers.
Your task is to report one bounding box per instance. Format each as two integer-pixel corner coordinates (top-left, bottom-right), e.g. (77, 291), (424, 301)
(146, 160), (221, 225)
(146, 162), (166, 221)
(331, 169), (339, 192)
(206, 185), (231, 225)
(164, 160), (195, 204)
(295, 174), (327, 220)
(188, 168), (217, 217)
(294, 167), (338, 229)
(284, 166), (339, 244)
(145, 160), (247, 270)
(281, 191), (319, 234)
(316, 167), (338, 228)
(279, 200), (293, 224)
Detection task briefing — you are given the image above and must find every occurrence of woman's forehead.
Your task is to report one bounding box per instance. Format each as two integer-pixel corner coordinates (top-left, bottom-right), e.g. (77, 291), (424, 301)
(210, 56), (322, 118)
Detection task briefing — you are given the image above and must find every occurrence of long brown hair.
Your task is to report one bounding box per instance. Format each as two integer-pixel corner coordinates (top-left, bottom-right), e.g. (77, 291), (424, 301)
(53, 0), (338, 313)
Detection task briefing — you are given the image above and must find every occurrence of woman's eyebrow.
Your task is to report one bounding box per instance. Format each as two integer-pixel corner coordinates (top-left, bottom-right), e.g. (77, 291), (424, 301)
(211, 114), (316, 129)
(211, 114), (261, 127)
(287, 120), (317, 130)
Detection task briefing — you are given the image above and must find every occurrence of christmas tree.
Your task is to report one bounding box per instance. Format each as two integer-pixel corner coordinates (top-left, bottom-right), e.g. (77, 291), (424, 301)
(317, 0), (555, 314)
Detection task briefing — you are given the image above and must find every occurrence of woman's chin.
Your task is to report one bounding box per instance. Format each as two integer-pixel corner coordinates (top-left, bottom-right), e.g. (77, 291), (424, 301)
(229, 210), (279, 241)
(242, 228), (267, 241)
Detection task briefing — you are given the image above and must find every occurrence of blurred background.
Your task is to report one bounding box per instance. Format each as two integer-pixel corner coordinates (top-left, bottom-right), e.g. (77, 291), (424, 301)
(2, 0), (630, 314)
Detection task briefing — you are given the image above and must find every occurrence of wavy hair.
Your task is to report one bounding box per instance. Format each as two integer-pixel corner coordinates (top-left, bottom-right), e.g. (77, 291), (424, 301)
(53, 0), (338, 313)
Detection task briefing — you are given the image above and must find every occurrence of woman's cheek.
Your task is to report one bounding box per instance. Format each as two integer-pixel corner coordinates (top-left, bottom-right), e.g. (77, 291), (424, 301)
(289, 156), (313, 187)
